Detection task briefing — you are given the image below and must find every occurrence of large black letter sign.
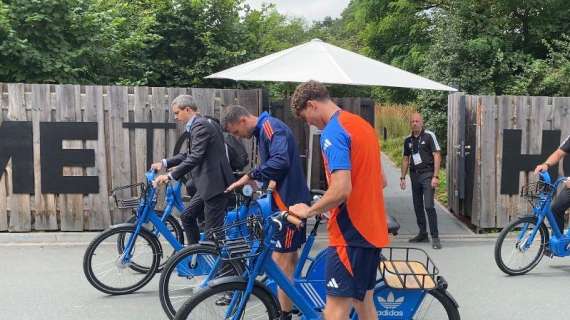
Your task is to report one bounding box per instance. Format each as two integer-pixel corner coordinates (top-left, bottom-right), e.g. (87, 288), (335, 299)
(0, 121), (34, 193)
(40, 122), (99, 193)
(122, 122), (177, 169)
(501, 129), (560, 195)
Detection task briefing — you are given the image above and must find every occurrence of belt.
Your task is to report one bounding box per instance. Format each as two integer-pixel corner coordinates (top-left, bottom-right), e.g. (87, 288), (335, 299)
(410, 167), (434, 175)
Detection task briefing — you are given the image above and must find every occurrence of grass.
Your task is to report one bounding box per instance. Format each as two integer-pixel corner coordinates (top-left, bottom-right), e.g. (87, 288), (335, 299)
(375, 103), (417, 139)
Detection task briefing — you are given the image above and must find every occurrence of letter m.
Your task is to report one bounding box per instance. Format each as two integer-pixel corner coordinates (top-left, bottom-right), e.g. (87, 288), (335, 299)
(0, 121), (34, 193)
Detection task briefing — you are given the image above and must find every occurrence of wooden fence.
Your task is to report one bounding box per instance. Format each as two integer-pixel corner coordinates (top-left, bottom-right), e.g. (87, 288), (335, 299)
(448, 93), (570, 230)
(0, 83), (262, 232)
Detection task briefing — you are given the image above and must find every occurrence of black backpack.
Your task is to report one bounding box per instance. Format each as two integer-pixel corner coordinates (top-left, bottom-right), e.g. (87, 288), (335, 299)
(224, 132), (249, 171)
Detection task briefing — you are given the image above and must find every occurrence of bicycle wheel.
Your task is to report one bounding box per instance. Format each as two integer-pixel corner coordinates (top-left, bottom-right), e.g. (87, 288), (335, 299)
(494, 215), (548, 275)
(83, 225), (160, 295)
(412, 289), (460, 320)
(122, 213), (184, 273)
(159, 244), (245, 319)
(173, 281), (280, 320)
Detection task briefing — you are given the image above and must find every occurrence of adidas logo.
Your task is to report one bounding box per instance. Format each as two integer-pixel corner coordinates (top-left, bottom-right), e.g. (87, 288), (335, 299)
(378, 292), (404, 309)
(327, 278), (339, 288)
(275, 241), (282, 248)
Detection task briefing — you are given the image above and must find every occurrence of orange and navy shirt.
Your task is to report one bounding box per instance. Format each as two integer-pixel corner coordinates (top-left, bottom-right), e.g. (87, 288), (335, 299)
(321, 110), (389, 248)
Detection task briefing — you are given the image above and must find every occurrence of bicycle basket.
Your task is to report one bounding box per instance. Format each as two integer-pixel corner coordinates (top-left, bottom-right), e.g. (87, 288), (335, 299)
(520, 180), (553, 206)
(207, 215), (264, 261)
(378, 247), (439, 290)
(111, 183), (145, 209)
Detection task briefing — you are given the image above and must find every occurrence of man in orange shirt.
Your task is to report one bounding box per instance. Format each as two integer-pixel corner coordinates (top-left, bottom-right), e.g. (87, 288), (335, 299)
(289, 80), (389, 320)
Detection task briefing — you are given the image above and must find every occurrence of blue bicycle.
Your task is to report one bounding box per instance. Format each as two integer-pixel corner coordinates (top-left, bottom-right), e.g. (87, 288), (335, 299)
(495, 171), (569, 275)
(158, 182), (275, 318)
(82, 170), (251, 295)
(174, 212), (460, 320)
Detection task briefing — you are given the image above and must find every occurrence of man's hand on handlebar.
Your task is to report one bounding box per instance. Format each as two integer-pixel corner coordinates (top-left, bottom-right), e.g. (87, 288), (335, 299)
(153, 174), (170, 188)
(534, 163), (548, 175)
(288, 203), (312, 219)
(150, 161), (163, 172)
(225, 174), (252, 193)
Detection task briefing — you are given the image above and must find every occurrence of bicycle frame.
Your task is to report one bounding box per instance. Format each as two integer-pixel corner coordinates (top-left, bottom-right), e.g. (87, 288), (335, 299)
(520, 172), (567, 252)
(121, 171), (185, 263)
(230, 216), (321, 320)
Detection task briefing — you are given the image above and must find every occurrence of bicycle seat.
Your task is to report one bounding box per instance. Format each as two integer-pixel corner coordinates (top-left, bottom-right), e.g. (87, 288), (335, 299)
(387, 214), (400, 236)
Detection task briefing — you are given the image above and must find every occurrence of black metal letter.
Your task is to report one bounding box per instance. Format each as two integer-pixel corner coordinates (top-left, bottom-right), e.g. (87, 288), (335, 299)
(0, 121), (34, 193)
(40, 122), (99, 194)
(122, 122), (177, 169)
(501, 129), (560, 195)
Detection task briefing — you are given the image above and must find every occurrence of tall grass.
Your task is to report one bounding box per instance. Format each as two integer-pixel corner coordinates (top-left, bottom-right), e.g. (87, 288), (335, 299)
(375, 104), (417, 139)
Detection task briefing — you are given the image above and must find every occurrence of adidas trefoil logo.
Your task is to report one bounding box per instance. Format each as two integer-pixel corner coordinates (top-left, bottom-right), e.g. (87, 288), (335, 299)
(378, 292), (404, 309)
(327, 278), (339, 288)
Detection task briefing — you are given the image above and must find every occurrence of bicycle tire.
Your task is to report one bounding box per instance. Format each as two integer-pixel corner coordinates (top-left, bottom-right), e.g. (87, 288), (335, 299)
(159, 244), (245, 319)
(494, 215), (548, 275)
(83, 225), (160, 295)
(173, 281), (280, 320)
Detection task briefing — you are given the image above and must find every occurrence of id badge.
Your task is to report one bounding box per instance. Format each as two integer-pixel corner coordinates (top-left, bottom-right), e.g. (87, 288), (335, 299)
(412, 153), (423, 166)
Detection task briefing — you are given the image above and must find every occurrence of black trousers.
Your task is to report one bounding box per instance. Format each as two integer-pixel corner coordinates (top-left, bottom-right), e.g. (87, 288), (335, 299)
(410, 171), (439, 238)
(551, 186), (570, 231)
(180, 193), (204, 245)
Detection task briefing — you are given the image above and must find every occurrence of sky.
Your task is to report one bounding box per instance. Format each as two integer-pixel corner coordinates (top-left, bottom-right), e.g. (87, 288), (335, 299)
(244, 0), (351, 22)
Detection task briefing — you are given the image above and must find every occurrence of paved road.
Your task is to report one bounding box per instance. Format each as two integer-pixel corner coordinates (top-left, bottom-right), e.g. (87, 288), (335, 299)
(1, 238), (568, 319)
(1, 152), (566, 319)
(381, 153), (472, 236)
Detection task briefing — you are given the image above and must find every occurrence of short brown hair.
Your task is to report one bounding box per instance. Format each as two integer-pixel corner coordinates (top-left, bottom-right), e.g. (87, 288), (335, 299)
(222, 105), (251, 129)
(290, 80), (330, 116)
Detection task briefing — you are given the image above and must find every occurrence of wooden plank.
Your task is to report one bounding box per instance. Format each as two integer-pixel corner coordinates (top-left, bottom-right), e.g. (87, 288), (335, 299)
(479, 96), (497, 228)
(379, 261), (436, 289)
(54, 85), (83, 231)
(84, 86), (111, 230)
(152, 87), (167, 210)
(0, 83), (7, 231)
(238, 89), (261, 116)
(133, 87), (150, 185)
(31, 84), (57, 230)
(191, 88), (215, 116)
(496, 96), (517, 227)
(107, 86), (131, 224)
(7, 83), (32, 231)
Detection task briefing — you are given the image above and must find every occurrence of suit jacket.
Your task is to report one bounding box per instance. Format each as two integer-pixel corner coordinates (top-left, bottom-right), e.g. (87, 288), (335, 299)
(165, 116), (234, 200)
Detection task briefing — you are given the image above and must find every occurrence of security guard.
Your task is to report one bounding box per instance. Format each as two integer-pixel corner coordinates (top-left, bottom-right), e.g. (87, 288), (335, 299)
(400, 113), (442, 249)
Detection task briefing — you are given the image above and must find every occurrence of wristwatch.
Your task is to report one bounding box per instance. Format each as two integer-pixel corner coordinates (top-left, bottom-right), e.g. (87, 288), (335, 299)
(400, 177), (405, 180)
(247, 170), (256, 180)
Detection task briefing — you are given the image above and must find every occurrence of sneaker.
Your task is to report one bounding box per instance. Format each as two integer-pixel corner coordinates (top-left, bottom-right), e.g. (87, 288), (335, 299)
(432, 237), (442, 249)
(409, 233), (429, 243)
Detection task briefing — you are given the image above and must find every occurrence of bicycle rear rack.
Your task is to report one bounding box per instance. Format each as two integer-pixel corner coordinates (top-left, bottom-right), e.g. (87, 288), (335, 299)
(378, 247), (438, 290)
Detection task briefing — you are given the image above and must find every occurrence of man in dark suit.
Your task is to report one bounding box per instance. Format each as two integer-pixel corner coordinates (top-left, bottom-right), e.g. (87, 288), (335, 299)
(152, 95), (234, 240)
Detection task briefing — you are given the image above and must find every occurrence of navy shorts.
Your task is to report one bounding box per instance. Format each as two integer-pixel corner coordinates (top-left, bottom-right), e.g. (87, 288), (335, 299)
(325, 246), (381, 301)
(272, 221), (306, 253)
